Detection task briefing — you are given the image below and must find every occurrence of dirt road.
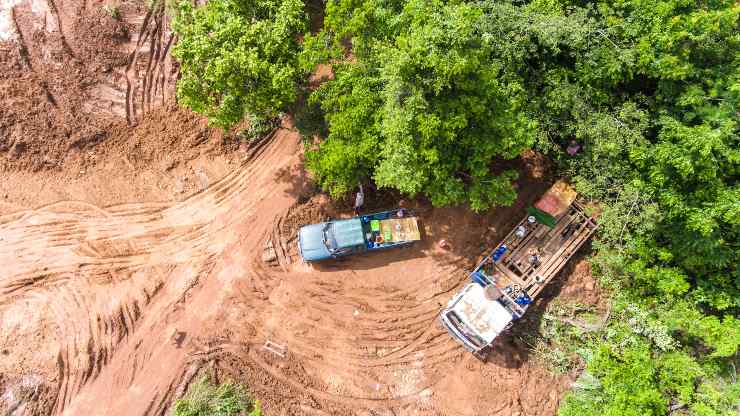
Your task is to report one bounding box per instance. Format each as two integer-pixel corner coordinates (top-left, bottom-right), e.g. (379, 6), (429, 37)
(0, 130), (300, 414)
(0, 125), (591, 415)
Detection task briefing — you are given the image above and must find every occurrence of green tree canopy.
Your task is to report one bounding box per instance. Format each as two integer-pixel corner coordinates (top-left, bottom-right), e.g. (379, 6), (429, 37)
(303, 0), (537, 211)
(172, 0), (307, 128)
(510, 0), (740, 414)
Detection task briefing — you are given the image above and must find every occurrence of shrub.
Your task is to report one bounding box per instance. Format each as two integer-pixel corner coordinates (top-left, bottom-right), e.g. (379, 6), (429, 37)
(172, 377), (261, 416)
(102, 4), (121, 20)
(172, 0), (307, 128)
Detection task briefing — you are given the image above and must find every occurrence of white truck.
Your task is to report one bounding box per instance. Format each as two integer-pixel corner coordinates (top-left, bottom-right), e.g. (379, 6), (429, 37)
(440, 181), (598, 358)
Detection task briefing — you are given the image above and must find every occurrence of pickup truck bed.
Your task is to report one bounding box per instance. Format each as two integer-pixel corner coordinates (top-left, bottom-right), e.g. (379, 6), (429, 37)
(441, 180), (599, 355)
(368, 217), (421, 246)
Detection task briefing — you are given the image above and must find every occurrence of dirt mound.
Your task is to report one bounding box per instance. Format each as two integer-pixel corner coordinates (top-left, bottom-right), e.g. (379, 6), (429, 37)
(554, 257), (601, 305)
(0, 0), (176, 172)
(280, 194), (334, 237)
(101, 103), (236, 170)
(0, 35), (110, 171)
(0, 101), (241, 213)
(72, 8), (131, 72)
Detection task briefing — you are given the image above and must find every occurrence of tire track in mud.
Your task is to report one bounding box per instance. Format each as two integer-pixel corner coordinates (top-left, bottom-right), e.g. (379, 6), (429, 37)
(233, 197), (575, 416)
(45, 0), (178, 123)
(0, 132), (295, 415)
(43, 0), (75, 57)
(204, 216), (473, 414)
(0, 133), (275, 295)
(122, 4), (175, 125)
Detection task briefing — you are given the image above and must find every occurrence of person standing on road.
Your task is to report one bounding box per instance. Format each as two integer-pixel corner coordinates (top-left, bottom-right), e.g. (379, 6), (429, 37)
(354, 184), (364, 216)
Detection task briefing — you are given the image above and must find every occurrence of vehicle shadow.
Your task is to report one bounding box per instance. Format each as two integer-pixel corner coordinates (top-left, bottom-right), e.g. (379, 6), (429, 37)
(311, 241), (428, 272)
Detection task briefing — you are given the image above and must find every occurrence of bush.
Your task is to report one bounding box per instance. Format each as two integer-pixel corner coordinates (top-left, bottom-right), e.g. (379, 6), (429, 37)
(237, 114), (278, 143)
(172, 377), (261, 416)
(102, 4), (121, 20)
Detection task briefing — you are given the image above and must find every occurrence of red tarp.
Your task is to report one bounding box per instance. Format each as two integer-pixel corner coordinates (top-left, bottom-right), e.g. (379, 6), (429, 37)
(534, 180), (577, 218)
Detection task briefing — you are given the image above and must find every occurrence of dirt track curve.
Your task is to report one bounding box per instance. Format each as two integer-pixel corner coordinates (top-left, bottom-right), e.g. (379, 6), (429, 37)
(0, 131), (301, 415)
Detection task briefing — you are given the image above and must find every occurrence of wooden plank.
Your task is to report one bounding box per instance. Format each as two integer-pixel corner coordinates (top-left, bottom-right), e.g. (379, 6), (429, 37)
(493, 263), (528, 288)
(502, 219), (558, 271)
(380, 217), (421, 242)
(502, 223), (541, 264)
(517, 203), (598, 298)
(539, 222), (595, 277)
(529, 280), (547, 298)
(470, 198), (598, 301)
(528, 220), (598, 298)
(504, 215), (571, 281)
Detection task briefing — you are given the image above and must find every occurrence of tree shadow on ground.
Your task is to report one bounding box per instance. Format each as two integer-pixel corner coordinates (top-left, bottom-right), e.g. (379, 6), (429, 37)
(273, 154), (318, 202)
(305, 0), (325, 35)
(426, 152), (555, 271)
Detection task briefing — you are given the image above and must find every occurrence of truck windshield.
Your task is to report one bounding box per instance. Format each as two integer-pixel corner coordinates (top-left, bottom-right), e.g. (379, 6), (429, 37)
(445, 310), (487, 350)
(322, 223), (337, 252)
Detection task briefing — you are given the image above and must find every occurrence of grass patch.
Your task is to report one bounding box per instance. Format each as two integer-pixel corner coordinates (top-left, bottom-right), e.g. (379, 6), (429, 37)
(102, 4), (121, 20)
(172, 376), (261, 416)
(521, 300), (607, 375)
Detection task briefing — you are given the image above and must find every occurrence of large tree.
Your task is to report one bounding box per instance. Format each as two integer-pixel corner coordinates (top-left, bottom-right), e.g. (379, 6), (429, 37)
(302, 0), (537, 211)
(503, 0), (740, 414)
(172, 0), (307, 128)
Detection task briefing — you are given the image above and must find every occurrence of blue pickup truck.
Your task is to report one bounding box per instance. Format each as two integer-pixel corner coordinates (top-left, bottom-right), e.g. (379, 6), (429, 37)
(298, 209), (421, 262)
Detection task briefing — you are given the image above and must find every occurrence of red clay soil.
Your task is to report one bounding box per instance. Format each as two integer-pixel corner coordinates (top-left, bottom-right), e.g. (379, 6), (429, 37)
(1, 0), (176, 172)
(0, 0), (237, 211)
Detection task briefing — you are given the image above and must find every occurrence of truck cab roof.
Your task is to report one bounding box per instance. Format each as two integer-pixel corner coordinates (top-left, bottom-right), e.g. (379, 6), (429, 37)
(298, 210), (421, 262)
(442, 283), (514, 351)
(327, 218), (365, 249)
(298, 218), (365, 262)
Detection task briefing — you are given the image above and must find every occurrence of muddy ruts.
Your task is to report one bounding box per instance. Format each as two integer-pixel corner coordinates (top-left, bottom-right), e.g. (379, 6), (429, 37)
(0, 132), (292, 415)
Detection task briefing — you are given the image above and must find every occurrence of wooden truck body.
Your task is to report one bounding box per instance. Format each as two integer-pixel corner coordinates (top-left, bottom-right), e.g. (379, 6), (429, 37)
(440, 181), (598, 356)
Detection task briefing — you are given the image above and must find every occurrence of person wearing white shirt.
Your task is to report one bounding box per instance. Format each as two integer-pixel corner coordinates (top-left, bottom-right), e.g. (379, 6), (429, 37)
(354, 184), (364, 215)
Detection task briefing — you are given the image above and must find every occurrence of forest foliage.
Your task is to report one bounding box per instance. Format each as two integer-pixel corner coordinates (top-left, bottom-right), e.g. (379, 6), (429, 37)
(172, 0), (739, 415)
(301, 0), (538, 210)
